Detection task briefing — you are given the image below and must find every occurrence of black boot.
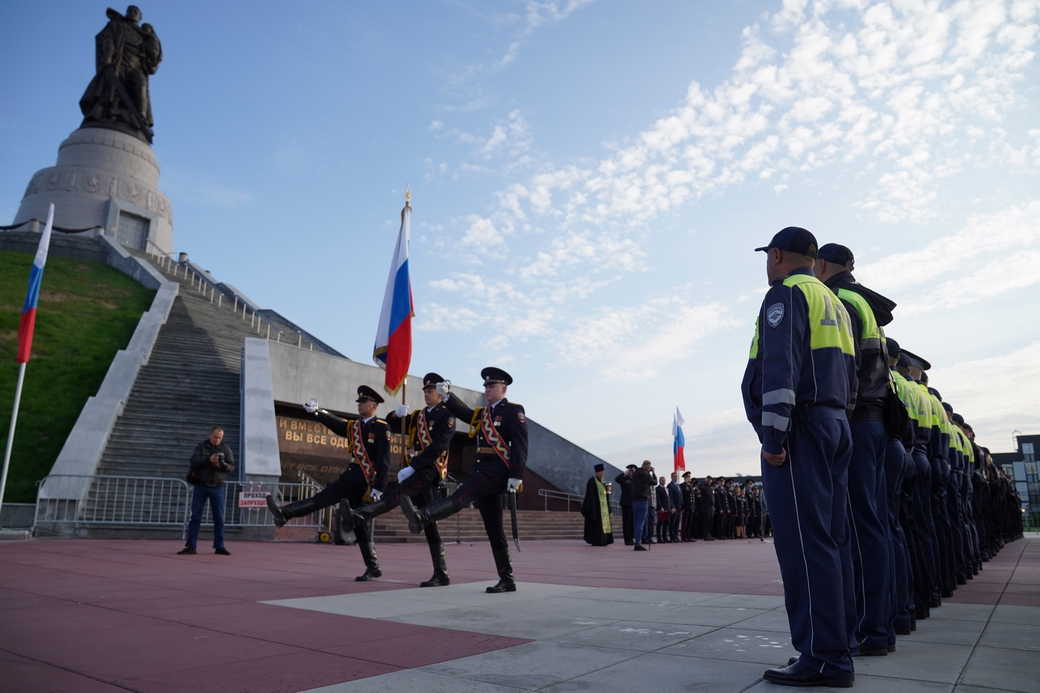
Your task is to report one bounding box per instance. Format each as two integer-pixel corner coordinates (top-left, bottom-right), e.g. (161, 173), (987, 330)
(266, 496), (319, 528)
(401, 494), (459, 534)
(336, 500), (358, 545)
(420, 530), (450, 587)
(354, 520), (382, 582)
(486, 543), (516, 593)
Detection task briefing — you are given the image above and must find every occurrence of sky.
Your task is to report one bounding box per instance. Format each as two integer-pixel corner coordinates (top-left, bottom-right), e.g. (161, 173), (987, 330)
(2, 0), (1039, 477)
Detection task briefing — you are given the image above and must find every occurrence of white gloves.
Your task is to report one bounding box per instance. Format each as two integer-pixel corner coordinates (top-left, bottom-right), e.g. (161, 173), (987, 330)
(370, 488), (383, 502)
(394, 404), (408, 417)
(435, 381), (450, 397)
(397, 466), (415, 483)
(507, 478), (523, 493)
(303, 399), (318, 414)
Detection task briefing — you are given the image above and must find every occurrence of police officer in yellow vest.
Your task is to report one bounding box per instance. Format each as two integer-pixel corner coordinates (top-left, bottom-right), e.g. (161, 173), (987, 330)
(741, 227), (858, 688)
(816, 243), (897, 656)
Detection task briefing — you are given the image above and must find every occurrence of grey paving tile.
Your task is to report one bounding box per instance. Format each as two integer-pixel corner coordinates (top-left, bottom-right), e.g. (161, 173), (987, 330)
(989, 604), (1040, 626)
(390, 605), (615, 639)
(604, 600), (767, 626)
(979, 621), (1040, 651)
(562, 587), (725, 605)
(425, 641), (639, 690)
(300, 669), (526, 692)
(930, 603), (996, 622)
(954, 685), (1026, 693)
(748, 674), (952, 692)
(658, 627), (794, 665)
(261, 593), (455, 619)
(960, 645), (1040, 692)
(853, 639), (972, 684)
(698, 593), (787, 609)
(729, 608), (793, 633)
(539, 651), (766, 693)
(908, 616), (987, 646)
(545, 621), (715, 652)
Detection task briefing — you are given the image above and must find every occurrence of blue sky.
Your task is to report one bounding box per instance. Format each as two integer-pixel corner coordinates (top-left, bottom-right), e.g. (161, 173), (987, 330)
(3, 0), (1039, 476)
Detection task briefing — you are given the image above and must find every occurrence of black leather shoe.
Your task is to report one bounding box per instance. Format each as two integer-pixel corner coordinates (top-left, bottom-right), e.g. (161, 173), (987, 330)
(355, 567), (382, 582)
(895, 624), (912, 635)
(266, 495), (287, 527)
(634, 544), (648, 551)
(486, 579), (516, 593)
(420, 573), (450, 587)
(177, 546), (196, 555)
(763, 661), (854, 688)
(214, 547), (231, 556)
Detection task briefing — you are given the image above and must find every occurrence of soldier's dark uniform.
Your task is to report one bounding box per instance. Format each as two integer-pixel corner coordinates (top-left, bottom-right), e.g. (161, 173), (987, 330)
(348, 372), (456, 587)
(697, 477), (715, 540)
(401, 367), (528, 593)
(266, 385), (389, 581)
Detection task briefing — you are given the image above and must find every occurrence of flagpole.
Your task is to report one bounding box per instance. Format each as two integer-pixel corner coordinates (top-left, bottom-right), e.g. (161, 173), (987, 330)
(0, 362), (28, 518)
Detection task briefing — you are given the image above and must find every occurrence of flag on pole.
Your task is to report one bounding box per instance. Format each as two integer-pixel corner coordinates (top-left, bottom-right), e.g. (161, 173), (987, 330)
(373, 196), (414, 395)
(16, 204), (55, 363)
(672, 407), (686, 472)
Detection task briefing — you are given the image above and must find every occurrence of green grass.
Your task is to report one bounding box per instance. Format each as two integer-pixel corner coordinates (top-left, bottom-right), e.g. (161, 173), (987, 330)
(0, 249), (155, 502)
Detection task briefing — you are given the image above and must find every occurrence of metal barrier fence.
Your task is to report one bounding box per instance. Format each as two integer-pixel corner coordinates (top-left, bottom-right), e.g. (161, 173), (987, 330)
(538, 487), (620, 515)
(33, 475), (322, 537)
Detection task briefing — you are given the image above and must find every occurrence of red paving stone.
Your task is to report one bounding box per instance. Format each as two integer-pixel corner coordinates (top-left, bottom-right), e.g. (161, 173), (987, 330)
(0, 536), (1033, 692)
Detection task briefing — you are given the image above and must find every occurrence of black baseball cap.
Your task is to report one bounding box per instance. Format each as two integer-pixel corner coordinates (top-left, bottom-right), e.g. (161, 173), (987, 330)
(755, 227), (818, 258)
(817, 243), (854, 266)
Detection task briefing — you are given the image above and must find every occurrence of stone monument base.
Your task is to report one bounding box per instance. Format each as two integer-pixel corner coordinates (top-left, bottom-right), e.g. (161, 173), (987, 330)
(13, 127), (173, 255)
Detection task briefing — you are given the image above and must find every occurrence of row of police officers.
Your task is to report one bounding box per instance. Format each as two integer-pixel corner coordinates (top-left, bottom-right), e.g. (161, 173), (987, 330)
(741, 227), (1022, 688)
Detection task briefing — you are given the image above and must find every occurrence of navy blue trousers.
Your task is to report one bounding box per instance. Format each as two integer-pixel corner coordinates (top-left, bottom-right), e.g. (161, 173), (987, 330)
(762, 407), (853, 674)
(884, 439), (913, 633)
(844, 418), (891, 650)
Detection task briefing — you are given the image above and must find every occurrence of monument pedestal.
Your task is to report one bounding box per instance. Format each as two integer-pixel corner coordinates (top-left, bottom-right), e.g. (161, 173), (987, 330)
(13, 128), (173, 255)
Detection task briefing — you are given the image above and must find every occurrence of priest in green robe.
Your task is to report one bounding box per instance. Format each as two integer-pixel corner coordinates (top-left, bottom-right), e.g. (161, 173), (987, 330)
(581, 463), (614, 546)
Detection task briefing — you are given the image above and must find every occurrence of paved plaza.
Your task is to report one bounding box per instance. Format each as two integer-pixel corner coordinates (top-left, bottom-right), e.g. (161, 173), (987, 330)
(1, 536), (1037, 692)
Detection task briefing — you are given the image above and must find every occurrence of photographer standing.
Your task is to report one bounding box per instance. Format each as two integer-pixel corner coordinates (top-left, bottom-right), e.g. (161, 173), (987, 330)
(179, 425), (235, 556)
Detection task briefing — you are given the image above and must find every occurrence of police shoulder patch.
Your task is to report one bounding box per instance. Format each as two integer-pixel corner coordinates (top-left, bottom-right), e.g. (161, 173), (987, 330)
(766, 302), (785, 327)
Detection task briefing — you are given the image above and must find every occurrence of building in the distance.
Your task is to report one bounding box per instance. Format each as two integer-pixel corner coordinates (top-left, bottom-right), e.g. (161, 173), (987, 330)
(993, 433), (1040, 526)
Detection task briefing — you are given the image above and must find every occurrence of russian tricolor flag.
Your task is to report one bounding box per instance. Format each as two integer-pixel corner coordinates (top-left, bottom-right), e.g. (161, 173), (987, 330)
(373, 198), (414, 395)
(16, 204), (55, 364)
(673, 407), (686, 473)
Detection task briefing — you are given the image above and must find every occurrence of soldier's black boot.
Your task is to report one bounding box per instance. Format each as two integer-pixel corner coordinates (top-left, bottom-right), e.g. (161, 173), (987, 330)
(420, 530), (450, 587)
(266, 496), (318, 528)
(485, 544), (516, 593)
(401, 494), (460, 534)
(336, 500), (358, 545)
(354, 520), (382, 582)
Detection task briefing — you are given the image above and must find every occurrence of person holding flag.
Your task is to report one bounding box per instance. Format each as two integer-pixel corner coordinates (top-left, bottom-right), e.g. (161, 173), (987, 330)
(399, 367), (528, 594)
(2, 204), (54, 515)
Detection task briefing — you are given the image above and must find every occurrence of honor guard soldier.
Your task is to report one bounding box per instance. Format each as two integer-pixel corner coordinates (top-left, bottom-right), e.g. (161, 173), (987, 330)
(816, 243), (897, 656)
(741, 227), (858, 688)
(368, 372), (457, 587)
(266, 385), (390, 581)
(400, 367), (528, 593)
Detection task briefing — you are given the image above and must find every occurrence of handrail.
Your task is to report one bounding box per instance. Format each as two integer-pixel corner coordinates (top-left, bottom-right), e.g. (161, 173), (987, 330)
(537, 487), (620, 514)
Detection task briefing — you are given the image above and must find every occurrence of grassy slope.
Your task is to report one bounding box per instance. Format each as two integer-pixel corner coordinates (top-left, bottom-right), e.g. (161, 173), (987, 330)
(0, 249), (155, 502)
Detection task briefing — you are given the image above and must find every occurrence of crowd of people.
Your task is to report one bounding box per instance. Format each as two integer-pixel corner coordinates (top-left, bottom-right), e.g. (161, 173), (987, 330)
(737, 228), (1023, 688)
(588, 465), (773, 547)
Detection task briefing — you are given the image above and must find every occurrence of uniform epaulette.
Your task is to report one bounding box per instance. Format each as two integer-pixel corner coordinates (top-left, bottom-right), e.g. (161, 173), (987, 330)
(375, 418), (387, 425)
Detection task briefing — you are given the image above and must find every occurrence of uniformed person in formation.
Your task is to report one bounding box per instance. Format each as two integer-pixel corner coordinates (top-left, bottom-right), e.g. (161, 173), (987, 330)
(265, 385), (389, 582)
(741, 227), (857, 688)
(399, 367), (528, 593)
(374, 372), (457, 586)
(816, 243), (897, 656)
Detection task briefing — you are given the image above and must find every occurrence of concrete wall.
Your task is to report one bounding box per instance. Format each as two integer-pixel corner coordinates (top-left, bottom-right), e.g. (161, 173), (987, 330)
(240, 338), (282, 479)
(265, 342), (615, 496)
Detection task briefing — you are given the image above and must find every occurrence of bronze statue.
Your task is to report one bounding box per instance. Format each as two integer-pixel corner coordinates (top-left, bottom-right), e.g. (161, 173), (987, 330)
(79, 6), (162, 143)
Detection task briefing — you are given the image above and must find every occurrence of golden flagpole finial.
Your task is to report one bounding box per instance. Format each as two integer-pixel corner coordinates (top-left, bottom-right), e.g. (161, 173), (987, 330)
(404, 188), (412, 205)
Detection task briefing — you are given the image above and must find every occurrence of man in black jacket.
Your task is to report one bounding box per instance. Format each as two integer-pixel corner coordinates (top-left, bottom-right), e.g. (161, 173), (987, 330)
(631, 460), (654, 551)
(698, 476), (715, 540)
(400, 367), (528, 594)
(266, 385), (390, 581)
(615, 465), (636, 545)
(655, 477), (672, 543)
(179, 426), (235, 556)
(667, 473), (683, 542)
